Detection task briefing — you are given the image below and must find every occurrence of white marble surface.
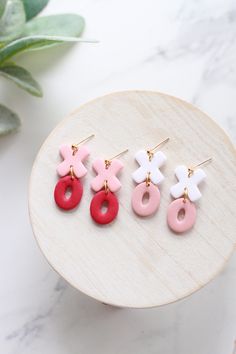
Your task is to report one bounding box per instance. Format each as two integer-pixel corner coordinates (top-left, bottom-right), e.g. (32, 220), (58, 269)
(0, 0), (236, 353)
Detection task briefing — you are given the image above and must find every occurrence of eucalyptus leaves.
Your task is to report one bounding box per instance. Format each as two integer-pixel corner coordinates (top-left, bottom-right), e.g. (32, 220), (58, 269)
(0, 0), (88, 136)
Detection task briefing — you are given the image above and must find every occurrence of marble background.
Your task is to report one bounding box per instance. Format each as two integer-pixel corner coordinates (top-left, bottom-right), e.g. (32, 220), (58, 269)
(0, 0), (236, 353)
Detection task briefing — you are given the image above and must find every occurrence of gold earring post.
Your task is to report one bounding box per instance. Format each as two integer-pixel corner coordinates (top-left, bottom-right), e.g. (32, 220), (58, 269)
(148, 137), (170, 153)
(147, 137), (169, 161)
(108, 149), (129, 161)
(74, 134), (95, 147)
(188, 157), (212, 177)
(105, 149), (129, 168)
(72, 134), (95, 154)
(191, 157), (213, 169)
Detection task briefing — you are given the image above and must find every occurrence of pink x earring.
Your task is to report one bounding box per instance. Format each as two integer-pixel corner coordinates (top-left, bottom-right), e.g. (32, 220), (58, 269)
(54, 134), (94, 210)
(131, 138), (169, 216)
(167, 158), (212, 233)
(90, 149), (128, 225)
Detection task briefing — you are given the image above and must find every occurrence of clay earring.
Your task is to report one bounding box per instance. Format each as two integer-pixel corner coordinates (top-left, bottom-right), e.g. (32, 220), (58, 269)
(54, 134), (94, 210)
(167, 158), (212, 233)
(131, 138), (169, 216)
(90, 149), (128, 225)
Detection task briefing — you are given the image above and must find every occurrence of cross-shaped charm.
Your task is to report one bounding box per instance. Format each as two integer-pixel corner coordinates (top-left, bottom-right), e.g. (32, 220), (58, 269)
(91, 159), (123, 192)
(57, 144), (89, 178)
(132, 150), (166, 185)
(170, 165), (206, 202)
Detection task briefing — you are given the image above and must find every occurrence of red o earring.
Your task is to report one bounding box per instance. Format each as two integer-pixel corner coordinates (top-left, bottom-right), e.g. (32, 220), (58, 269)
(167, 158), (212, 234)
(90, 149), (128, 225)
(54, 134), (94, 210)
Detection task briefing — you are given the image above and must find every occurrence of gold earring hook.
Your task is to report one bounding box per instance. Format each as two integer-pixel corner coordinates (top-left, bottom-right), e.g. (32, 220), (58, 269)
(147, 137), (170, 161)
(183, 187), (188, 203)
(188, 157), (212, 177)
(69, 165), (75, 180)
(72, 134), (95, 155)
(105, 149), (129, 168)
(146, 172), (151, 187)
(104, 180), (109, 194)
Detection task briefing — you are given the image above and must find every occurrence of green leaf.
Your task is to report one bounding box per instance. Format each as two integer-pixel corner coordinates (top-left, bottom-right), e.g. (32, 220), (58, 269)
(0, 62), (42, 96)
(21, 14), (85, 38)
(0, 0), (26, 41)
(0, 0), (7, 18)
(22, 0), (49, 21)
(0, 103), (20, 136)
(0, 35), (93, 63)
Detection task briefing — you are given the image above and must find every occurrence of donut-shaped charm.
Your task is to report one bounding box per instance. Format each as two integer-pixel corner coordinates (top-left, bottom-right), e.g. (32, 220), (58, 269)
(131, 182), (160, 216)
(167, 198), (196, 233)
(54, 176), (83, 210)
(90, 190), (119, 224)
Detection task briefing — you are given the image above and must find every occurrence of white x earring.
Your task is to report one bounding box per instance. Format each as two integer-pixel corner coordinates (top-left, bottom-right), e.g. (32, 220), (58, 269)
(167, 158), (212, 234)
(131, 138), (169, 217)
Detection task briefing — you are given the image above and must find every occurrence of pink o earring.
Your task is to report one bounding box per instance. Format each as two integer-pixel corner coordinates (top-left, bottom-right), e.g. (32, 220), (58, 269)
(131, 138), (169, 217)
(54, 134), (94, 210)
(90, 149), (128, 225)
(167, 157), (212, 234)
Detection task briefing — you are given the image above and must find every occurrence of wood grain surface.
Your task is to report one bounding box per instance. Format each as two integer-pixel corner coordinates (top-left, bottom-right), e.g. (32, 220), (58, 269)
(29, 90), (236, 308)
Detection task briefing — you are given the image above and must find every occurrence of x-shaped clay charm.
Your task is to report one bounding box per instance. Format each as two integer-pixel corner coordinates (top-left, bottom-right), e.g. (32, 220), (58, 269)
(132, 150), (166, 185)
(91, 159), (123, 192)
(170, 165), (206, 202)
(57, 144), (89, 178)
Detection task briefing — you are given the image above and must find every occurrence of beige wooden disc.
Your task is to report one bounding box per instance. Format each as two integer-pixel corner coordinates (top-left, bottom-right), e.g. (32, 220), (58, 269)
(29, 90), (236, 308)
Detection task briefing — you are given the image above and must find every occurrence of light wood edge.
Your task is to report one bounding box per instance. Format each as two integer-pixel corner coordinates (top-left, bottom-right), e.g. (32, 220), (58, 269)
(28, 90), (236, 308)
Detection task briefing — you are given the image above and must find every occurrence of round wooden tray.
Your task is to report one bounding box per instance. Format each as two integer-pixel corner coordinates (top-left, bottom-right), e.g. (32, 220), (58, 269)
(29, 90), (236, 308)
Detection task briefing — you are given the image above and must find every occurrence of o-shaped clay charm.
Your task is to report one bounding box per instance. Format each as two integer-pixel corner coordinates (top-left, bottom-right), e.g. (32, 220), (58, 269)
(90, 190), (119, 225)
(167, 198), (197, 233)
(54, 176), (83, 210)
(132, 182), (160, 216)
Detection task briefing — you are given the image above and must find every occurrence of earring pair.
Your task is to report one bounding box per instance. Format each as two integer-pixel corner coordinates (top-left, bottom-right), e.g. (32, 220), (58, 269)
(132, 138), (211, 233)
(54, 134), (128, 225)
